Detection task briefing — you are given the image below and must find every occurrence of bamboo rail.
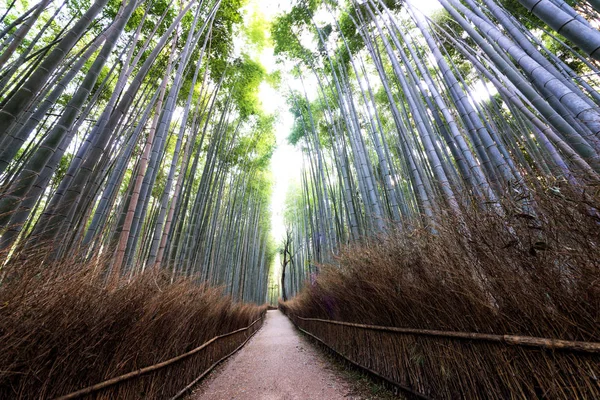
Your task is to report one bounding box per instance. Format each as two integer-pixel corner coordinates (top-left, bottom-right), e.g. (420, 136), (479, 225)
(54, 315), (264, 400)
(169, 325), (259, 400)
(294, 324), (434, 400)
(295, 316), (600, 353)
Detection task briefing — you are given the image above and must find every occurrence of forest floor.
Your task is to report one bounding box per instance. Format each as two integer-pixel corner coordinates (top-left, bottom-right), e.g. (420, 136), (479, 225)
(189, 309), (395, 400)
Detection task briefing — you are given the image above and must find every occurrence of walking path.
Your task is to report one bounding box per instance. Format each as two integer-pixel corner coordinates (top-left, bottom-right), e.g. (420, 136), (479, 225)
(190, 309), (360, 400)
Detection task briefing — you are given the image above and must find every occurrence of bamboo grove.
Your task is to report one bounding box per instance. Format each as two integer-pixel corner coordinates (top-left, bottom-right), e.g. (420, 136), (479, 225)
(274, 0), (600, 298)
(0, 0), (275, 303)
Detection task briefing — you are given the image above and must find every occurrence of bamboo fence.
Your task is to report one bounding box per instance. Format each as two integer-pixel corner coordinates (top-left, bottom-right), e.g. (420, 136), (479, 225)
(53, 314), (265, 400)
(285, 313), (600, 399)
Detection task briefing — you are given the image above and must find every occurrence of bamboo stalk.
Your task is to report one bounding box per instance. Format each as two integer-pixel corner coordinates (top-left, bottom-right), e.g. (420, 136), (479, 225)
(294, 316), (600, 353)
(53, 315), (264, 400)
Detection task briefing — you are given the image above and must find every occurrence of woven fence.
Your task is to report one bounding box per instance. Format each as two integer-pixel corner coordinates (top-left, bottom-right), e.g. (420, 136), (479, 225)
(284, 311), (600, 399)
(54, 314), (265, 400)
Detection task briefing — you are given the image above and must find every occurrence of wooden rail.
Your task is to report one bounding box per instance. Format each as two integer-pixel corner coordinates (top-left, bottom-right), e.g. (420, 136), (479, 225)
(54, 316), (264, 400)
(287, 313), (600, 399)
(296, 316), (600, 353)
(294, 324), (434, 400)
(169, 324), (260, 400)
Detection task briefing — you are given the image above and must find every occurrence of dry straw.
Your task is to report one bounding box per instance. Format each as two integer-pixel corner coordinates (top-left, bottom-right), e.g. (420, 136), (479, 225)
(281, 181), (600, 399)
(0, 253), (267, 399)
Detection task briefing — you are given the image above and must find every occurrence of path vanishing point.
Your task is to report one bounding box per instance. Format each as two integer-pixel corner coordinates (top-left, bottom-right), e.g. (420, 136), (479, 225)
(190, 310), (362, 400)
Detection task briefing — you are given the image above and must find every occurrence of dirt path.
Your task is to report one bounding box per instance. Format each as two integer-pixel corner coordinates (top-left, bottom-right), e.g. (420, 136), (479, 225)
(190, 309), (362, 400)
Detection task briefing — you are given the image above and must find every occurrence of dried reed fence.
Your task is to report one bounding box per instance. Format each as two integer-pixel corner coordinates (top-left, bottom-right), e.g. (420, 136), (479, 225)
(283, 312), (600, 399)
(281, 182), (600, 399)
(0, 254), (267, 399)
(56, 316), (264, 400)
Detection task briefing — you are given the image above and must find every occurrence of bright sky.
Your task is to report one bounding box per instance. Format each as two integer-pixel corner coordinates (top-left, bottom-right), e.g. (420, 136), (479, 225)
(243, 0), (451, 293)
(260, 82), (302, 242)
(254, 0), (443, 245)
(244, 0), (303, 244)
(238, 0), (448, 252)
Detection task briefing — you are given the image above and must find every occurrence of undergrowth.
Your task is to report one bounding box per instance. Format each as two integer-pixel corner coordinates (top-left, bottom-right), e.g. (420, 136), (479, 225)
(281, 180), (600, 398)
(0, 256), (266, 399)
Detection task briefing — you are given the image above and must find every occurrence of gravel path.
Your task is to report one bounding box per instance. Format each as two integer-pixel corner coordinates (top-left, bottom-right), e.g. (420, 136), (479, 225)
(190, 309), (361, 400)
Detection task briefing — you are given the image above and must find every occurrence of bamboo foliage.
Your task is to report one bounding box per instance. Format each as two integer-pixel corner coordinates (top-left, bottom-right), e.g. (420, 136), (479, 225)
(1, 0), (599, 302)
(273, 0), (600, 297)
(0, 0), (275, 303)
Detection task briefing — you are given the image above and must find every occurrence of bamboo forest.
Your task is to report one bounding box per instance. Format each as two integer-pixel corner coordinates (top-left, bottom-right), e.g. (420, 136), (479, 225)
(0, 0), (599, 398)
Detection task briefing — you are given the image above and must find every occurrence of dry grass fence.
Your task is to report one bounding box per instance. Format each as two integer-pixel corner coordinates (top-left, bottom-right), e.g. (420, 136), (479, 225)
(0, 256), (267, 399)
(280, 181), (600, 399)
